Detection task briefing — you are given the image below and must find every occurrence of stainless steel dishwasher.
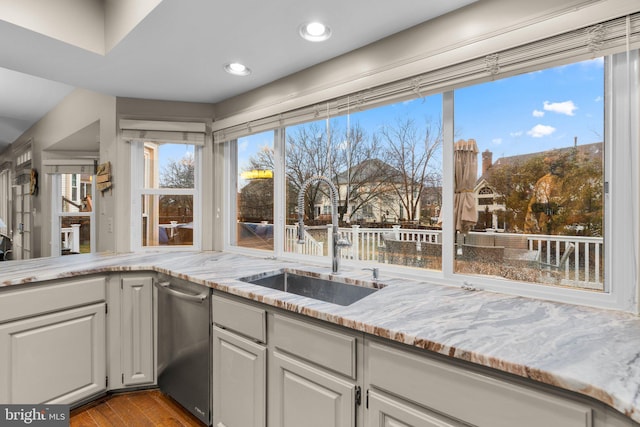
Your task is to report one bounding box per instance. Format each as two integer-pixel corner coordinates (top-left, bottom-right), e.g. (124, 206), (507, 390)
(156, 275), (211, 425)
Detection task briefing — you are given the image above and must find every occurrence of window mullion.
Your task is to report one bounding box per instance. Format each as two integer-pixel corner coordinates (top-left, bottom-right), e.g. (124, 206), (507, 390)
(273, 127), (286, 257)
(441, 91), (455, 278)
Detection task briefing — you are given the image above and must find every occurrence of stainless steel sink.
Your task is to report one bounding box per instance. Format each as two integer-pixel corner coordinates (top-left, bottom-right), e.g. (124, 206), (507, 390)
(239, 270), (383, 306)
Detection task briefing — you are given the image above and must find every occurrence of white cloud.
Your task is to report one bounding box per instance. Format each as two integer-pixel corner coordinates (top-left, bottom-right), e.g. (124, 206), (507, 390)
(543, 100), (577, 116)
(510, 131), (523, 137)
(532, 110), (545, 117)
(492, 138), (502, 145)
(594, 96), (603, 102)
(238, 139), (249, 152)
(527, 124), (556, 138)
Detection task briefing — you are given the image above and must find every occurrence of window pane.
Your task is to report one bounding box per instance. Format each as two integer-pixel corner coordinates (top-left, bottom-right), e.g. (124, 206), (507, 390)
(60, 216), (90, 255)
(141, 194), (194, 246)
(144, 142), (195, 189)
(61, 174), (93, 213)
(453, 58), (604, 291)
(235, 131), (274, 250)
(284, 96), (443, 271)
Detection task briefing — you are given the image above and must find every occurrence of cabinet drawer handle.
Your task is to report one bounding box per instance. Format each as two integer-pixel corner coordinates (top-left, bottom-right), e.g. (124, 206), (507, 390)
(155, 281), (208, 303)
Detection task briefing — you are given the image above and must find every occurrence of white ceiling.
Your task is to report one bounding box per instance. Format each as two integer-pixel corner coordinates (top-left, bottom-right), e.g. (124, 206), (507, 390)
(0, 0), (478, 152)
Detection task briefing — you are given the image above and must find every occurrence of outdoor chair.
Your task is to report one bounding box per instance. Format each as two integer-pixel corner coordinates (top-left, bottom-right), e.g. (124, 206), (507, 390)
(464, 233), (496, 247)
(459, 244), (504, 263)
(538, 243), (575, 284)
(382, 239), (421, 267)
(494, 234), (529, 249)
(377, 233), (398, 263)
(420, 242), (442, 269)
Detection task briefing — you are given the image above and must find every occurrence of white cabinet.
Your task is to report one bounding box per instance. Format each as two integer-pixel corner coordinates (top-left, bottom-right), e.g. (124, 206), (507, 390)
(271, 350), (357, 427)
(367, 389), (465, 427)
(107, 273), (155, 390)
(121, 275), (154, 386)
(212, 326), (266, 427)
(365, 339), (593, 427)
(212, 294), (267, 427)
(269, 313), (362, 427)
(0, 276), (107, 404)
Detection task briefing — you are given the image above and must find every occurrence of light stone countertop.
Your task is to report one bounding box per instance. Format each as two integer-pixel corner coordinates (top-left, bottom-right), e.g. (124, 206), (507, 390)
(2, 251), (640, 423)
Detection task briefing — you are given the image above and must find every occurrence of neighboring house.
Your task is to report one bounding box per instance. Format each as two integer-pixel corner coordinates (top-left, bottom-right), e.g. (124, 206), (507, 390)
(420, 184), (442, 225)
(328, 159), (422, 224)
(475, 142), (604, 232)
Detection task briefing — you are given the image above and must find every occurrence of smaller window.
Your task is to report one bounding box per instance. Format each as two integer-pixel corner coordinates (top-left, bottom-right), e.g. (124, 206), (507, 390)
(133, 141), (200, 249)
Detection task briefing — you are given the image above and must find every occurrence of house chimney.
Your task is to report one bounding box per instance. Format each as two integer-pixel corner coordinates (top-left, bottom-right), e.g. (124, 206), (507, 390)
(482, 149), (493, 175)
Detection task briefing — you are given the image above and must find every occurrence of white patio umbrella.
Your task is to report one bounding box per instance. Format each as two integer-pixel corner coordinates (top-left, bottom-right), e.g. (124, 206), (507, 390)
(454, 139), (479, 235)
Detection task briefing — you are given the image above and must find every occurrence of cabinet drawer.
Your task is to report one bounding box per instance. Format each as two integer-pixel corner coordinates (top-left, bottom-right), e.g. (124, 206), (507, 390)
(212, 295), (266, 343)
(0, 276), (106, 323)
(272, 314), (356, 379)
(367, 341), (592, 427)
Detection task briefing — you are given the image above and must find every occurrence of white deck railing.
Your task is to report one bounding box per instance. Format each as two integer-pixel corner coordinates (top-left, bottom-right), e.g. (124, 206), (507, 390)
(284, 224), (604, 288)
(61, 224), (81, 253)
(284, 225), (324, 257)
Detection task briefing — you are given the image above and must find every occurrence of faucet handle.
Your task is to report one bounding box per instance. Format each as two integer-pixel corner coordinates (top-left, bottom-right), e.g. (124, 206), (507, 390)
(362, 267), (379, 280)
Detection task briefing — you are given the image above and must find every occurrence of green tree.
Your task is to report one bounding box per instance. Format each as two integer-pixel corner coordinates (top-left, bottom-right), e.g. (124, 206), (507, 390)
(489, 154), (546, 232)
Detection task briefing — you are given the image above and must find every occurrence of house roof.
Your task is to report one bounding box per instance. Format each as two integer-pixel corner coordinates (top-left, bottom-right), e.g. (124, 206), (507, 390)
(477, 141), (604, 186)
(336, 158), (405, 184)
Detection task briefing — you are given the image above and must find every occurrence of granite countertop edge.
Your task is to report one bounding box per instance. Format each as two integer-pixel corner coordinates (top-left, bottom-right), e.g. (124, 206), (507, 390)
(1, 251), (639, 423)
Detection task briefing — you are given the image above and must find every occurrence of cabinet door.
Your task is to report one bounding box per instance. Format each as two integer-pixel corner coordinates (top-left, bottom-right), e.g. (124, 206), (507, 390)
(212, 326), (266, 427)
(366, 340), (592, 427)
(367, 390), (465, 427)
(0, 303), (106, 404)
(270, 350), (356, 427)
(121, 276), (154, 386)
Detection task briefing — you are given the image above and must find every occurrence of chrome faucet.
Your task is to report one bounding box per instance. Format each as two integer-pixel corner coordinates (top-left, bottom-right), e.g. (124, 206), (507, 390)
(297, 176), (351, 273)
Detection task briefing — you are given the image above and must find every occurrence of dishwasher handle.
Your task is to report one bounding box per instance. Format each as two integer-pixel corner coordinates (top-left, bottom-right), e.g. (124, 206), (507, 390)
(155, 281), (208, 303)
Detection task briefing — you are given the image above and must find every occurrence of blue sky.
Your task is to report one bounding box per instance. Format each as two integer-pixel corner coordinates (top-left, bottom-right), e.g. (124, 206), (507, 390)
(238, 57), (604, 173)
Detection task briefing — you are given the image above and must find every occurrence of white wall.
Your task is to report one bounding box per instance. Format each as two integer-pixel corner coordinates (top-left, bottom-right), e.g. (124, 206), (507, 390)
(10, 89), (116, 257)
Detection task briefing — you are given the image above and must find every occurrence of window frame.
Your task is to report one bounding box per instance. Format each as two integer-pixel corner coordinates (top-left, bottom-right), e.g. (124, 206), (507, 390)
(50, 172), (96, 256)
(130, 140), (202, 252)
(221, 51), (639, 313)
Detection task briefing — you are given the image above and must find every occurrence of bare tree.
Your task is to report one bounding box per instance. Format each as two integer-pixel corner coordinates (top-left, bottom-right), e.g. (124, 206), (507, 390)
(161, 152), (194, 188)
(241, 145), (275, 222)
(377, 117), (442, 222)
(329, 123), (392, 222)
(160, 152), (194, 218)
(285, 122), (332, 222)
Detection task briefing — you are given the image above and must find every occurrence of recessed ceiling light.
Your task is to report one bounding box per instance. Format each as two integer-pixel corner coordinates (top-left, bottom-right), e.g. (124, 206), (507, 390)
(299, 22), (331, 42)
(224, 62), (251, 76)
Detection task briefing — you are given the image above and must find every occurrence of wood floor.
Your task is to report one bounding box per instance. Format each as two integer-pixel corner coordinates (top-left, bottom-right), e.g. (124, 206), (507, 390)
(70, 389), (206, 427)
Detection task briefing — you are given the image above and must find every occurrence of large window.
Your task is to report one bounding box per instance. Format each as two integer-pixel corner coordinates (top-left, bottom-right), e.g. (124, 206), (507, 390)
(221, 47), (638, 311)
(453, 59), (605, 291)
(228, 131), (275, 251)
(281, 97), (443, 269)
(132, 141), (200, 249)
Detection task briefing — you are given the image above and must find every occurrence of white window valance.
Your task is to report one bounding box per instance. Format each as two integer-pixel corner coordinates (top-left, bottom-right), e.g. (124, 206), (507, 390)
(43, 159), (97, 174)
(120, 119), (206, 145)
(214, 12), (640, 143)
